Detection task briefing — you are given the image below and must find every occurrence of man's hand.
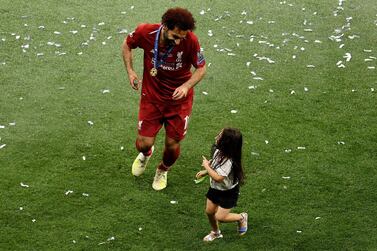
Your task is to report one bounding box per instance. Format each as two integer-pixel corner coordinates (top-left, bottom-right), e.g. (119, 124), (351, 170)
(172, 84), (189, 100)
(128, 71), (141, 90)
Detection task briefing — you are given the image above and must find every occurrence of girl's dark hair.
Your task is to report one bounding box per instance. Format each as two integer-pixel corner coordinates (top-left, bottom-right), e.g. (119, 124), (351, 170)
(215, 128), (245, 185)
(161, 7), (196, 31)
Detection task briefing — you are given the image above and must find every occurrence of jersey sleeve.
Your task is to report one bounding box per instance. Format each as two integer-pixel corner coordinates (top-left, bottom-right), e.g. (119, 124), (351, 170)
(190, 34), (206, 68)
(126, 23), (146, 49)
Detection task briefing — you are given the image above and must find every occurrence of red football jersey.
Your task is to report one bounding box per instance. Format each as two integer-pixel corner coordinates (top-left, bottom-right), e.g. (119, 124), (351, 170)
(126, 23), (205, 104)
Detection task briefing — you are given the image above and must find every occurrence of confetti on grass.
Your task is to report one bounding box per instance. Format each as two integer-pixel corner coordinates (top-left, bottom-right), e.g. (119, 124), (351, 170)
(20, 182), (29, 188)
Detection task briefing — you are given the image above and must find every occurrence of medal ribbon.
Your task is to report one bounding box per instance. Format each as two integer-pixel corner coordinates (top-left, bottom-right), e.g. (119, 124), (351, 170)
(153, 25), (175, 69)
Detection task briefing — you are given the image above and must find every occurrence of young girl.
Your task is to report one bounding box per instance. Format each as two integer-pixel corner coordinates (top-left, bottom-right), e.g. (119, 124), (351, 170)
(196, 127), (247, 242)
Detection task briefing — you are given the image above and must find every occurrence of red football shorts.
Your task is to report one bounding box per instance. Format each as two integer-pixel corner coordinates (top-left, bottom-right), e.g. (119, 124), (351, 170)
(137, 98), (193, 141)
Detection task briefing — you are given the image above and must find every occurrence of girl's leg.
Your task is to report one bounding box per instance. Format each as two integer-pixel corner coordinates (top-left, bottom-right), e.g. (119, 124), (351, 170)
(205, 199), (219, 232)
(215, 207), (243, 223)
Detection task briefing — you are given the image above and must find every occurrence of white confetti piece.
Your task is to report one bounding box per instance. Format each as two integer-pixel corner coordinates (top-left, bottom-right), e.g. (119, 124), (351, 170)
(207, 30), (213, 37)
(251, 152), (259, 156)
(284, 149), (292, 153)
(107, 236), (115, 241)
(0, 144), (5, 149)
(363, 49), (372, 52)
(0, 125), (5, 129)
(82, 193), (89, 197)
(65, 190), (73, 195)
(265, 140), (269, 144)
(315, 217), (321, 220)
(371, 88), (375, 92)
(32, 219), (36, 223)
(368, 66), (375, 70)
(38, 25), (45, 29)
(77, 52), (83, 55)
(282, 176), (291, 179)
(248, 85), (256, 90)
(343, 52), (352, 62)
(296, 230), (302, 233)
(98, 22), (105, 26)
(337, 141), (345, 145)
(304, 87), (309, 92)
(20, 182), (29, 188)
(297, 146), (306, 150)
(339, 44), (345, 49)
(19, 207), (23, 211)
(246, 21), (253, 25)
(102, 89), (110, 94)
(306, 65), (315, 68)
(253, 77), (264, 80)
(202, 91), (208, 95)
(54, 31), (61, 35)
(290, 90), (296, 94)
(230, 110), (238, 114)
(314, 40), (322, 43)
(9, 122), (16, 126)
(138, 227), (142, 231)
(170, 200), (178, 204)
(69, 30), (78, 34)
(246, 62), (251, 67)
(87, 121), (94, 126)
(118, 29), (128, 34)
(82, 156), (86, 160)
(36, 53), (44, 57)
(200, 10), (205, 15)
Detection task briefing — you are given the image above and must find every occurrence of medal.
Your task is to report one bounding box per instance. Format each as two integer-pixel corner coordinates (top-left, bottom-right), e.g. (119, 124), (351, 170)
(150, 67), (158, 76)
(151, 25), (175, 77)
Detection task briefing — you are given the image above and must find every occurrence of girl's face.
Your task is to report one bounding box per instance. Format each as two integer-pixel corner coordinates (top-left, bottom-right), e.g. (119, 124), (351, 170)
(215, 129), (224, 144)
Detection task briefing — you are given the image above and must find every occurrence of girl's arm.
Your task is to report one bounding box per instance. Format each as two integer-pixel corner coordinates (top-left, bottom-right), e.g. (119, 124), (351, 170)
(202, 156), (225, 182)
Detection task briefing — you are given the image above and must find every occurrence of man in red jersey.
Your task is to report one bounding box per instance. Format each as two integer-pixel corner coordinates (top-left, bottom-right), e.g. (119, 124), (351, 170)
(122, 7), (206, 190)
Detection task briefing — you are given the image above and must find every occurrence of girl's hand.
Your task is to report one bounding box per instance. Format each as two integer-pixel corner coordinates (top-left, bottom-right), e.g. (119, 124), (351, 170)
(196, 170), (207, 179)
(202, 156), (211, 170)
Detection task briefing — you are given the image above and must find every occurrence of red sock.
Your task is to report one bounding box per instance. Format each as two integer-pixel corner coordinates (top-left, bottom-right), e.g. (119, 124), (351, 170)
(161, 145), (180, 168)
(135, 139), (152, 156)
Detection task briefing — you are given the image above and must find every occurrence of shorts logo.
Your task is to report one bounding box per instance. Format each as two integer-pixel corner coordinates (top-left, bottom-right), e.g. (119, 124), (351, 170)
(138, 120), (143, 130)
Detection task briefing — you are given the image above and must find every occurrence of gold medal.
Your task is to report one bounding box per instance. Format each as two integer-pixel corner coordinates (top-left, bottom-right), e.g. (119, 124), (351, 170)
(150, 67), (158, 77)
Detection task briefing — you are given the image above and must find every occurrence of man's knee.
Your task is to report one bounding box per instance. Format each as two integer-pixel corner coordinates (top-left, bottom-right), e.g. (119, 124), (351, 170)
(136, 136), (154, 152)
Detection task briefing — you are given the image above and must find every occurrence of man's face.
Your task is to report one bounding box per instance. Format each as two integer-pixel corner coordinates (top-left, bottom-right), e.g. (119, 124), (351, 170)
(162, 26), (188, 46)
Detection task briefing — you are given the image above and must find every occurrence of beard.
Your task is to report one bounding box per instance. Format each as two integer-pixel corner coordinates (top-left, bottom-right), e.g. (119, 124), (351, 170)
(162, 30), (176, 46)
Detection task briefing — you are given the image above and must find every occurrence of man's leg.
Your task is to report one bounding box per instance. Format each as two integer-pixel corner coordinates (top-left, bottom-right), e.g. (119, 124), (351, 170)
(132, 135), (156, 176)
(152, 136), (180, 190)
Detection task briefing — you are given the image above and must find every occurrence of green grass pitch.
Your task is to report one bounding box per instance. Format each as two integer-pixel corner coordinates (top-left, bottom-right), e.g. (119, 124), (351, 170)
(1, 0), (377, 250)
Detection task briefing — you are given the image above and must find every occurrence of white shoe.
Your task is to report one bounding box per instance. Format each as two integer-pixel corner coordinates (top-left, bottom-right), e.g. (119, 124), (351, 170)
(131, 146), (154, 176)
(203, 230), (223, 242)
(152, 169), (168, 191)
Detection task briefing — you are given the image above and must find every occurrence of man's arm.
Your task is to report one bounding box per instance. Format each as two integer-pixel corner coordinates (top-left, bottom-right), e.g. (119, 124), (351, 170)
(172, 65), (206, 100)
(122, 39), (140, 90)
